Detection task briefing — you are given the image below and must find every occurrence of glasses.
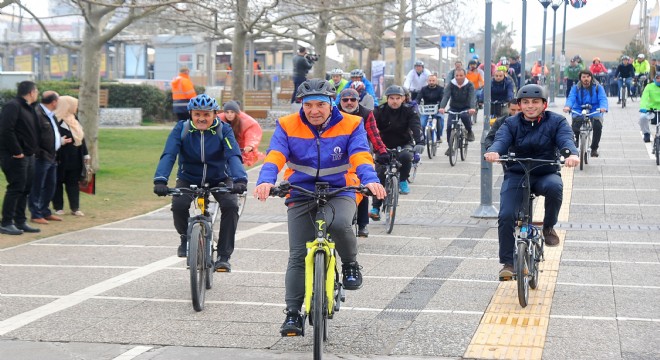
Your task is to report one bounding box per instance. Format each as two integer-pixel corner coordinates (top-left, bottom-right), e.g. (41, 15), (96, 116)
(341, 98), (358, 103)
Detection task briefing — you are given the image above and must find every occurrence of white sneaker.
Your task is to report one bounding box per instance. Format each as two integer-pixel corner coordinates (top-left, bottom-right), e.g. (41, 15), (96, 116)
(54, 210), (65, 215)
(71, 211), (85, 216)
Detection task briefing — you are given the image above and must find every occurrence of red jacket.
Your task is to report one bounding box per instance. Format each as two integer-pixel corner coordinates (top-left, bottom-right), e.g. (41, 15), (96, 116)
(589, 63), (608, 75)
(218, 112), (264, 166)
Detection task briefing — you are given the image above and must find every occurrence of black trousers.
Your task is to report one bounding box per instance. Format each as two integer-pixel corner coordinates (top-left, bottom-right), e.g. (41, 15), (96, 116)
(53, 166), (82, 212)
(572, 117), (603, 151)
(291, 76), (307, 103)
(1, 154), (35, 226)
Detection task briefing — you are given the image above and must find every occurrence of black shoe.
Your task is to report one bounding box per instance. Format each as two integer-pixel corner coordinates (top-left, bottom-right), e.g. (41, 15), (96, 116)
(644, 133), (651, 143)
(342, 261), (363, 290)
(467, 130), (475, 142)
(357, 225), (369, 238)
(0, 224), (23, 235)
(215, 259), (231, 272)
(15, 223), (40, 233)
(445, 148), (451, 156)
(177, 243), (187, 257)
(617, 100), (621, 104)
(280, 310), (304, 337)
(591, 149), (599, 157)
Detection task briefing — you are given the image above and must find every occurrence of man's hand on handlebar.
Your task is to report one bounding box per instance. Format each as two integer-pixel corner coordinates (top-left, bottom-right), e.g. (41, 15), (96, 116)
(468, 109), (476, 115)
(254, 183), (274, 202)
(562, 106), (570, 113)
(483, 152), (500, 163)
(154, 182), (169, 196)
(564, 155), (580, 167)
(366, 182), (386, 200)
(438, 108), (445, 114)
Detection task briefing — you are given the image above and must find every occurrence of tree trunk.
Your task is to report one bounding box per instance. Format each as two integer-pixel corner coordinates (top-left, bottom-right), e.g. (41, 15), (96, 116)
(78, 25), (102, 171)
(312, 12), (330, 79)
(365, 1), (385, 80)
(394, 0), (408, 85)
(231, 0), (248, 104)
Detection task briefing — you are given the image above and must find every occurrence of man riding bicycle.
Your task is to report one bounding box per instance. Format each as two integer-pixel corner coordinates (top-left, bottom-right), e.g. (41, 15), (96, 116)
(253, 79), (385, 337)
(491, 69), (515, 114)
(439, 68), (476, 155)
(638, 73), (660, 143)
(153, 94), (248, 272)
(614, 56), (635, 104)
(563, 70), (608, 157)
(416, 73), (445, 143)
(484, 84), (579, 280)
(404, 60), (431, 100)
(371, 85), (424, 200)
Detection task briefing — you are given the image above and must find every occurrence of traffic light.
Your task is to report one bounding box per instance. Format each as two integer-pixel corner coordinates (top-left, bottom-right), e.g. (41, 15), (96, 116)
(469, 43), (476, 53)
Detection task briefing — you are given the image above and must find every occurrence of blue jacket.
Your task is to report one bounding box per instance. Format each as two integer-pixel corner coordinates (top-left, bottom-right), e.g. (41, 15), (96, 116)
(488, 111), (578, 176)
(154, 118), (247, 186)
(339, 76), (379, 106)
(491, 77), (514, 102)
(565, 83), (608, 116)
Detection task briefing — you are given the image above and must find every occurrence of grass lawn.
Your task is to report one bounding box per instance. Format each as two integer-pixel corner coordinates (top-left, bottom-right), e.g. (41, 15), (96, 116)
(0, 126), (273, 249)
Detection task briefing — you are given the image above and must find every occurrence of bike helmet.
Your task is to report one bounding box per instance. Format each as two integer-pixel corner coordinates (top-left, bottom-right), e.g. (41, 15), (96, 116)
(472, 54), (479, 60)
(638, 53), (646, 59)
(516, 84), (547, 102)
(414, 60), (424, 67)
(187, 94), (220, 111)
(384, 85), (405, 97)
(351, 80), (365, 93)
(468, 59), (478, 66)
(500, 58), (509, 65)
(329, 68), (344, 76)
(295, 78), (336, 99)
(349, 69), (364, 78)
(593, 57), (601, 62)
(622, 55), (630, 60)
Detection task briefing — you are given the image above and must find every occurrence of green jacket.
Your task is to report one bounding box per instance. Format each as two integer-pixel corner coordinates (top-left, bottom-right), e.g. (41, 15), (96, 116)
(565, 65), (581, 80)
(640, 82), (660, 110)
(633, 60), (650, 75)
(330, 78), (349, 95)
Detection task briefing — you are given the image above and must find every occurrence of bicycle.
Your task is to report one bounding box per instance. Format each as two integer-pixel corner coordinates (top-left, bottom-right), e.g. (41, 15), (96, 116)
(270, 181), (371, 360)
(408, 152), (420, 184)
(380, 147), (404, 234)
(419, 103), (441, 159)
(167, 183), (244, 312)
(489, 100), (507, 126)
(570, 105), (601, 171)
(648, 109), (660, 165)
(494, 153), (565, 307)
(631, 74), (648, 100)
(619, 77), (631, 108)
(446, 110), (470, 166)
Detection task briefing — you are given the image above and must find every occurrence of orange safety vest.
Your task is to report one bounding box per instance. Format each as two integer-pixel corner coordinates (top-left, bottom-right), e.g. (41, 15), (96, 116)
(171, 73), (197, 101)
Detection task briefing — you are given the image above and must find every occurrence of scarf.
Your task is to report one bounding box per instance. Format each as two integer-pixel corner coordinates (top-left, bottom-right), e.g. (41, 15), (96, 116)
(54, 96), (84, 146)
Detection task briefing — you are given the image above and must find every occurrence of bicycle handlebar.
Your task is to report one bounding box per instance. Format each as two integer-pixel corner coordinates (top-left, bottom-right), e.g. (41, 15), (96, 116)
(570, 109), (602, 117)
(269, 181), (373, 198)
(495, 155), (563, 166)
(168, 183), (245, 196)
(446, 110), (471, 115)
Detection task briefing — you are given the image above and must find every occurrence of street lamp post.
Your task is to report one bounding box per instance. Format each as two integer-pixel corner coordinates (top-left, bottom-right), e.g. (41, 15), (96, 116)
(550, 1), (561, 104)
(561, 0), (568, 97)
(521, 0), (527, 87)
(539, 1), (551, 86)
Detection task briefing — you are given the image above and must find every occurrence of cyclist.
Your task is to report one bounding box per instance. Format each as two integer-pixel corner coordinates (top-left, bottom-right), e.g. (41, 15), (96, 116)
(589, 57), (608, 86)
(153, 94), (248, 272)
(633, 53), (651, 95)
(466, 60), (485, 104)
(563, 70), (608, 157)
(638, 73), (660, 143)
(439, 68), (477, 155)
(484, 99), (520, 150)
(329, 68), (348, 95)
(509, 56), (522, 86)
(351, 81), (375, 110)
(484, 84), (579, 280)
(337, 87), (388, 237)
(416, 73), (445, 143)
(531, 59), (549, 84)
(218, 100), (264, 166)
(472, 54), (481, 68)
(253, 79), (385, 336)
(371, 85), (424, 202)
(491, 69), (515, 115)
(651, 58), (659, 80)
(564, 57), (582, 97)
(447, 61), (463, 82)
(345, 69), (378, 106)
(614, 56), (635, 104)
(404, 60), (431, 100)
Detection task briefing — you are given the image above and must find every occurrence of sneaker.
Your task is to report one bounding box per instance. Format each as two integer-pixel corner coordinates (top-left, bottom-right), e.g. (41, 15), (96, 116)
(54, 210), (65, 215)
(643, 133), (651, 143)
(357, 225), (369, 238)
(438, 137), (443, 143)
(499, 264), (514, 281)
(445, 148), (451, 156)
(0, 224), (23, 235)
(342, 261), (363, 290)
(15, 223), (40, 233)
(591, 149), (599, 157)
(399, 180), (410, 195)
(467, 130), (475, 142)
(71, 210), (85, 216)
(369, 208), (381, 221)
(280, 310), (304, 337)
(215, 259), (231, 272)
(543, 227), (560, 246)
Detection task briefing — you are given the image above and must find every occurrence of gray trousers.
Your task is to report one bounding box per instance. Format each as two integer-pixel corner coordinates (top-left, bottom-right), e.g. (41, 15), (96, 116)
(285, 196), (358, 311)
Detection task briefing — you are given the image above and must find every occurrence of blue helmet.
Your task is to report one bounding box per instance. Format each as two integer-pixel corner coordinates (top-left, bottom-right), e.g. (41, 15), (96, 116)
(187, 94), (220, 111)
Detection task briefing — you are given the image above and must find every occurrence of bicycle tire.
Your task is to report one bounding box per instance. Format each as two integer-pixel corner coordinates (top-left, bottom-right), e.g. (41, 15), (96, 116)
(655, 137), (660, 165)
(426, 127), (434, 159)
(579, 134), (586, 170)
(205, 228), (215, 290)
(516, 242), (529, 308)
(409, 163), (417, 184)
(585, 132), (591, 165)
(313, 252), (326, 360)
(237, 193), (247, 218)
(385, 177), (398, 234)
(189, 224), (206, 312)
(529, 240), (540, 290)
(460, 131), (467, 161)
(449, 132), (459, 166)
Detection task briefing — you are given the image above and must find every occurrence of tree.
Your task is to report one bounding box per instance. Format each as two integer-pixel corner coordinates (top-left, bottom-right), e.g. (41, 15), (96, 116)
(624, 39), (647, 59)
(495, 46), (520, 62)
(19, 0), (183, 170)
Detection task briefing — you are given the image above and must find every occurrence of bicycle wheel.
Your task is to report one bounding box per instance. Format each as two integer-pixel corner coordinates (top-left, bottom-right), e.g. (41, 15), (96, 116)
(655, 137), (660, 165)
(409, 163), (417, 184)
(448, 132), (459, 166)
(460, 131), (467, 161)
(313, 252), (326, 360)
(385, 177), (398, 234)
(189, 224), (207, 312)
(579, 133), (586, 170)
(237, 193), (247, 218)
(426, 127), (434, 159)
(529, 240), (540, 290)
(516, 242), (529, 308)
(205, 230), (215, 290)
(585, 132), (591, 165)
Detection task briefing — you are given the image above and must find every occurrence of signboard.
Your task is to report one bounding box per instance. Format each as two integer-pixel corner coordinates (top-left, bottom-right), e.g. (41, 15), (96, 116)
(50, 54), (69, 77)
(441, 35), (456, 48)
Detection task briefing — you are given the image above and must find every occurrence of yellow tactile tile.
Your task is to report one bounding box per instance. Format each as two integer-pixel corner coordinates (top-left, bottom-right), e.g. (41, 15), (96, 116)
(464, 166), (574, 359)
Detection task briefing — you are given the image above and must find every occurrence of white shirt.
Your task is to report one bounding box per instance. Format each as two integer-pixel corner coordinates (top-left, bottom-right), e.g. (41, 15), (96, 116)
(404, 68), (432, 92)
(40, 103), (61, 151)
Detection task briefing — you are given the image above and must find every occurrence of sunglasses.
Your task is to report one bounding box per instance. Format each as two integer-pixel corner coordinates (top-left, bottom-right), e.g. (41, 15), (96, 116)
(341, 98), (358, 103)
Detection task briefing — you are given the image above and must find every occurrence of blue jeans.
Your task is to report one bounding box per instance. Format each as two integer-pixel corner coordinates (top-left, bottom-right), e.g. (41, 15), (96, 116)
(617, 77), (632, 99)
(498, 171), (563, 265)
(420, 114), (444, 142)
(28, 158), (58, 219)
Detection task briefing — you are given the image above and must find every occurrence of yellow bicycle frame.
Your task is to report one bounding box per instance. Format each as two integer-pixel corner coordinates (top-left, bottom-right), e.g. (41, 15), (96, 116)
(304, 238), (336, 317)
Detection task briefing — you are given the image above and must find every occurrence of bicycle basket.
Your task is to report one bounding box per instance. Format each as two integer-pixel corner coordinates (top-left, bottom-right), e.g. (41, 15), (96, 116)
(419, 104), (439, 116)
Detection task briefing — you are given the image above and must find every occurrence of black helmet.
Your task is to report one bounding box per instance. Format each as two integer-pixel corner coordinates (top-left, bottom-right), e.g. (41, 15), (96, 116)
(468, 59), (478, 66)
(296, 78), (336, 99)
(384, 85), (405, 97)
(516, 84), (547, 102)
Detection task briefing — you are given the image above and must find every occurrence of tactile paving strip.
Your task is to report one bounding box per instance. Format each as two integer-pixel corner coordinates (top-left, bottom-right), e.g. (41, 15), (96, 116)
(464, 167), (574, 359)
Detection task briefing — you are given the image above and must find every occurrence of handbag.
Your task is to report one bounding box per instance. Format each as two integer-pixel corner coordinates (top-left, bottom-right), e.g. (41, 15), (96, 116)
(79, 164), (95, 195)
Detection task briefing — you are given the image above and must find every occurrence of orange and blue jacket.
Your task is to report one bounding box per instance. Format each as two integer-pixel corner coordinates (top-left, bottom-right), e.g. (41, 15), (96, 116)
(257, 107), (379, 204)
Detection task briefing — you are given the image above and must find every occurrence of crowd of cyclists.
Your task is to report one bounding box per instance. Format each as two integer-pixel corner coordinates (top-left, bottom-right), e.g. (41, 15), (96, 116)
(152, 50), (654, 336)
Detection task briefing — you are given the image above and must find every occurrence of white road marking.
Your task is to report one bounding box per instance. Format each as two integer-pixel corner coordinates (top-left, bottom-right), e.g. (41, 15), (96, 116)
(112, 346), (153, 360)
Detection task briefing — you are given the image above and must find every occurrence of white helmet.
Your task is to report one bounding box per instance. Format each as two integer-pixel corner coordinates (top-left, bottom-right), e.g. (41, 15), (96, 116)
(329, 68), (343, 76)
(638, 53), (646, 59)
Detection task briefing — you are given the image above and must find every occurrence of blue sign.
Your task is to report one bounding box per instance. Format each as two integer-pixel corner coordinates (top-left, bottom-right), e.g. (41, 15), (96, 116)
(441, 35), (456, 48)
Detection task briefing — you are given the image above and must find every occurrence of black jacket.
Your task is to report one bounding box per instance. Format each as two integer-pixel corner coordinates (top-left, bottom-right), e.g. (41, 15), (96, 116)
(373, 103), (423, 148)
(440, 80), (476, 111)
(416, 85), (444, 105)
(0, 97), (39, 156)
(292, 55), (313, 78)
(35, 104), (59, 162)
(56, 117), (88, 173)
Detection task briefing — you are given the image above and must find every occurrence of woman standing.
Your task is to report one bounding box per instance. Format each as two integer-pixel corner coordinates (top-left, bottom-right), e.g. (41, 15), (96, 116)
(218, 101), (264, 167)
(52, 96), (89, 216)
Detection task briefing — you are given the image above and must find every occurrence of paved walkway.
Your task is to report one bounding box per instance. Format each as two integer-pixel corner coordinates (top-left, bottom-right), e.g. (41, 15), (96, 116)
(1, 99), (659, 360)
